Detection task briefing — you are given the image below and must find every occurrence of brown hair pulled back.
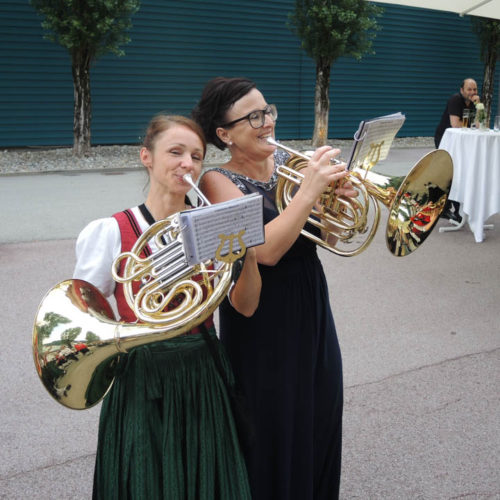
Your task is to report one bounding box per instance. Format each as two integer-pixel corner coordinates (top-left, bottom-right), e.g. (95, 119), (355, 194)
(143, 115), (207, 158)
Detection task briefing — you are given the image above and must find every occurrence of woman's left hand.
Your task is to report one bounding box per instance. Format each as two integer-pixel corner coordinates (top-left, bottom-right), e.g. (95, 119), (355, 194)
(335, 180), (357, 198)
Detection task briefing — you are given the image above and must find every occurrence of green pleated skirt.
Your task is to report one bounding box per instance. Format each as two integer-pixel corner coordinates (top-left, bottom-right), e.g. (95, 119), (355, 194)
(93, 328), (251, 500)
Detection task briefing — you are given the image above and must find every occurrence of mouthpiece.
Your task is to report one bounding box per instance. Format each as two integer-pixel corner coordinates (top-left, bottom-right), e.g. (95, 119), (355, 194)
(182, 173), (211, 207)
(266, 137), (310, 161)
(183, 173), (194, 185)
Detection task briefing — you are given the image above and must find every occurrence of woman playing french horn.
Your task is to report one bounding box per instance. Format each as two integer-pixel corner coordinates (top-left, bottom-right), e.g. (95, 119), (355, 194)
(73, 114), (260, 499)
(192, 77), (357, 500)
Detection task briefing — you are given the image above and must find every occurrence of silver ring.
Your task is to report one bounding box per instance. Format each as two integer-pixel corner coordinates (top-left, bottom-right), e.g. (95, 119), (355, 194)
(330, 157), (341, 165)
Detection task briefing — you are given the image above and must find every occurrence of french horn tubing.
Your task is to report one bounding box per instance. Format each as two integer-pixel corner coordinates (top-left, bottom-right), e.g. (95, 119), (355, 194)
(267, 137), (453, 257)
(33, 174), (235, 410)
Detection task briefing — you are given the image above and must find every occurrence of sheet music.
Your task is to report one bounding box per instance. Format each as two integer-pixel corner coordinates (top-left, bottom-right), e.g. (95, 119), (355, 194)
(179, 193), (264, 266)
(347, 112), (406, 170)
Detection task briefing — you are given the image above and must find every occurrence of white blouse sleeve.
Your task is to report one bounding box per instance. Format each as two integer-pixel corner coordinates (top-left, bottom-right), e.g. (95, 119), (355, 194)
(73, 217), (122, 298)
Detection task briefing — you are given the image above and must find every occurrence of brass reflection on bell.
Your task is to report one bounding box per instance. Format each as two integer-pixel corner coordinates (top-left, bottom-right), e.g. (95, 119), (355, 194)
(34, 265), (232, 410)
(384, 150), (453, 256)
(33, 279), (123, 410)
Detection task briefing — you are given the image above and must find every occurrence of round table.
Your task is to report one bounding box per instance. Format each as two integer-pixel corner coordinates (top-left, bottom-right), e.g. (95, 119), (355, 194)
(438, 127), (500, 242)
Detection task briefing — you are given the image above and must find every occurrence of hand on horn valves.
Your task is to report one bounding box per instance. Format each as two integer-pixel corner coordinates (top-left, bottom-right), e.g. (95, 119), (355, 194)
(315, 146), (357, 199)
(300, 146), (346, 201)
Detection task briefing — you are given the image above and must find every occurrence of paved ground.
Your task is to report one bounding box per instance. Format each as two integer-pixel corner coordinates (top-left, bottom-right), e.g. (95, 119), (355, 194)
(1, 147), (499, 499)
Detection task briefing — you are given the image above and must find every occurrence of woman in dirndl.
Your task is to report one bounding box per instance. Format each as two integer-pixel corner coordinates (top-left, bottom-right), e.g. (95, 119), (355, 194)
(73, 114), (261, 499)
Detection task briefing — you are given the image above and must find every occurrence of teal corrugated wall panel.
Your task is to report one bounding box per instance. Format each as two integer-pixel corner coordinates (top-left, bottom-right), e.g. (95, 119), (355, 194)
(0, 0), (74, 145)
(89, 0), (309, 144)
(0, 0), (498, 146)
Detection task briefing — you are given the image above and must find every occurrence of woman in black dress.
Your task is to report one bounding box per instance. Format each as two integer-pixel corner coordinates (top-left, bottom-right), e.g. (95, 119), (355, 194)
(192, 77), (356, 499)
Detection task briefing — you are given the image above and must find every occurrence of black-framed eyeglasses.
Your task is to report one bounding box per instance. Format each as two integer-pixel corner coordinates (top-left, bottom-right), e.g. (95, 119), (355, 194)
(221, 104), (278, 129)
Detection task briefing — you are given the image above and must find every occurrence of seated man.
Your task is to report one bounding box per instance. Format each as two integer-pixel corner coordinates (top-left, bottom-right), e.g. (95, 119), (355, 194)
(434, 78), (481, 223)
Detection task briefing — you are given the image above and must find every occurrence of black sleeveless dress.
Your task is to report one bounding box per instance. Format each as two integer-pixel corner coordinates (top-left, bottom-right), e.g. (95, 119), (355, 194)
(208, 158), (343, 500)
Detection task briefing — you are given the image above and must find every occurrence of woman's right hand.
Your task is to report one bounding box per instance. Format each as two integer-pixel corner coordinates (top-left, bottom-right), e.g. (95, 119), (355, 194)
(298, 146), (349, 204)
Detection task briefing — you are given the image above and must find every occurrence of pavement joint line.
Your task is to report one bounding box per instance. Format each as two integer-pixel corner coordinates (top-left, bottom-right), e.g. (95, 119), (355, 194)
(0, 452), (96, 481)
(344, 346), (500, 390)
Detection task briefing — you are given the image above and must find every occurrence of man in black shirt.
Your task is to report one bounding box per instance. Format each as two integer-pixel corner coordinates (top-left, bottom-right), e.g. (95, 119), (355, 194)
(434, 78), (480, 222)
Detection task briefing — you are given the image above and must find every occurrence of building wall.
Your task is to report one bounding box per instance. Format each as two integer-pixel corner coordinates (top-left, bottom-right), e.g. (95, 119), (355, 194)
(1, 0), (498, 147)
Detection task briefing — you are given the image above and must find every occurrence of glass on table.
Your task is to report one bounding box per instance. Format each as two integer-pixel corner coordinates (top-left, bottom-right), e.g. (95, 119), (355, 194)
(462, 109), (470, 128)
(494, 115), (500, 132)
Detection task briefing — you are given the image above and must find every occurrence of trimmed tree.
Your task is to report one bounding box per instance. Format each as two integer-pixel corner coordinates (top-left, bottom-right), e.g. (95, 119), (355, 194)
(30, 0), (140, 155)
(472, 17), (500, 125)
(288, 0), (382, 146)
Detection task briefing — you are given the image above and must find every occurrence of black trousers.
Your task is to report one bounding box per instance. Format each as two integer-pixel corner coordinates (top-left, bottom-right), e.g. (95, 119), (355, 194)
(436, 136), (460, 214)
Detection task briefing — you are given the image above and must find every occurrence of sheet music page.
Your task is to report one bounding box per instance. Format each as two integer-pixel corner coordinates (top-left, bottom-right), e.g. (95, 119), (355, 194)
(347, 112), (406, 170)
(179, 193), (264, 266)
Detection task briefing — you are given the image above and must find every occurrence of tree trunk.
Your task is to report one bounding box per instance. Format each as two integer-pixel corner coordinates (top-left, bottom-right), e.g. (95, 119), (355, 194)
(312, 60), (331, 147)
(72, 51), (92, 156)
(481, 47), (497, 126)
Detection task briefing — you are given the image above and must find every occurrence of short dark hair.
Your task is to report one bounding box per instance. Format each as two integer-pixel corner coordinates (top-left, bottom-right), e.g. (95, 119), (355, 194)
(192, 77), (257, 150)
(461, 78), (476, 89)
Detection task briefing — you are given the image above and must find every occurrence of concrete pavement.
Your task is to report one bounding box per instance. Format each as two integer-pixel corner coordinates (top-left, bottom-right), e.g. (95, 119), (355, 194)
(0, 147), (499, 498)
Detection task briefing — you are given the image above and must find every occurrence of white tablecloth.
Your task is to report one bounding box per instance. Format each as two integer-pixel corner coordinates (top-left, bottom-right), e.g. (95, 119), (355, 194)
(439, 128), (500, 242)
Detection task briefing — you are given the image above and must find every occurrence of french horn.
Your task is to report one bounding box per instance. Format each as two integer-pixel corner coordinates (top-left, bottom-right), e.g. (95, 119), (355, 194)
(33, 175), (235, 410)
(268, 137), (453, 257)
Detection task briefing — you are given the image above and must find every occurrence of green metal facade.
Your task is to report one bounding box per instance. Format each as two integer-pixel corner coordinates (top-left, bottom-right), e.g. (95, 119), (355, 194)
(1, 0), (498, 147)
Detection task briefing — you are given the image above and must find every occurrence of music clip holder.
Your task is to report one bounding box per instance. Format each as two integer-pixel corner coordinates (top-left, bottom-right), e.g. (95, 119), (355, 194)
(346, 112), (406, 175)
(178, 193), (265, 266)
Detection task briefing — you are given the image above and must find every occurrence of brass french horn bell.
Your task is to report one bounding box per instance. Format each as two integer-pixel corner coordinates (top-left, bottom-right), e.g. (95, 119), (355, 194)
(33, 175), (234, 410)
(267, 138), (453, 257)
